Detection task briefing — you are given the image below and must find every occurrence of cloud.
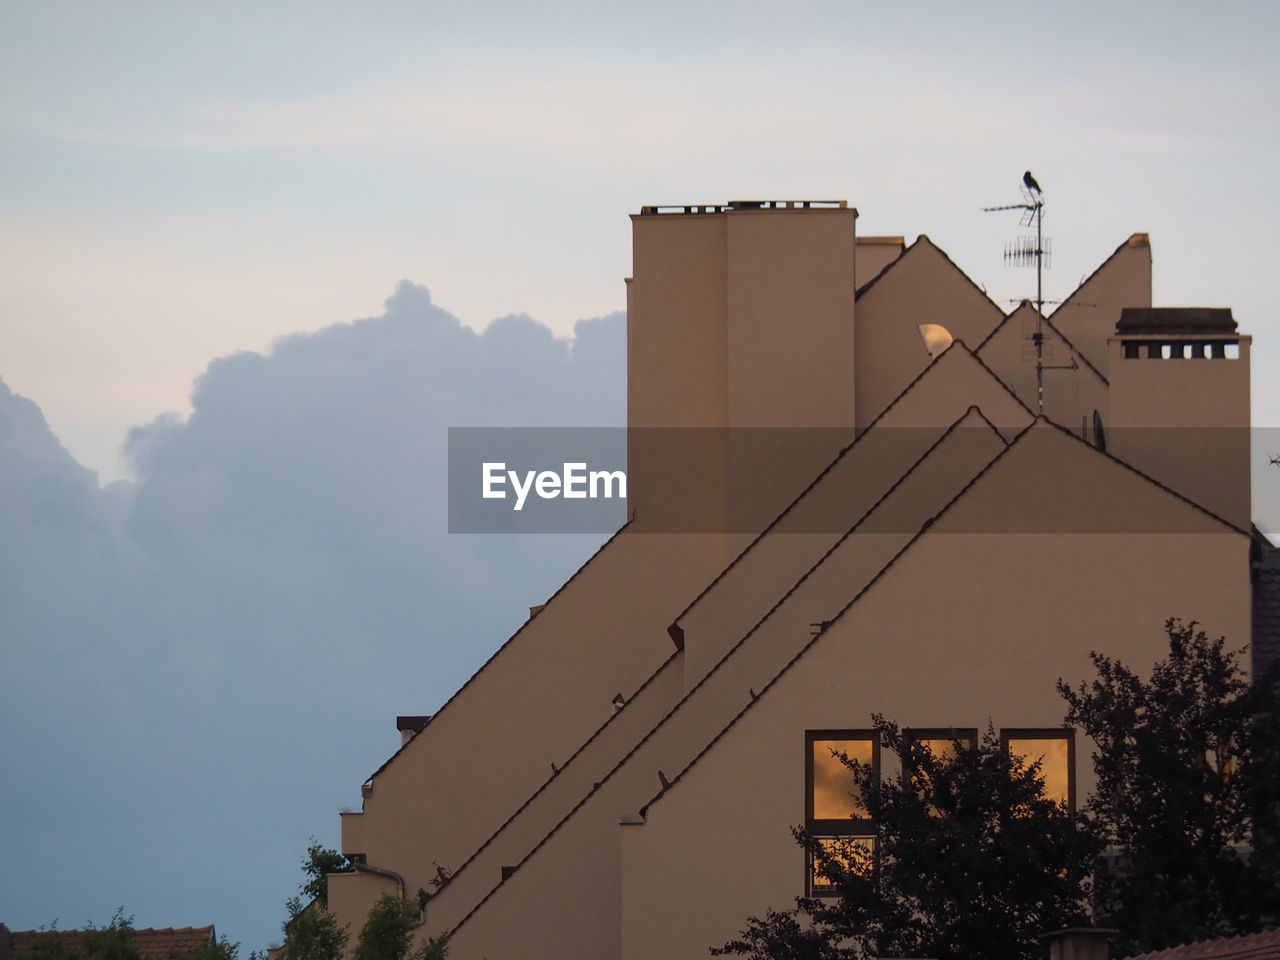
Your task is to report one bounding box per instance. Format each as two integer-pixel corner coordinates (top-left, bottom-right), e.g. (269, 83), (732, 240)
(0, 284), (625, 952)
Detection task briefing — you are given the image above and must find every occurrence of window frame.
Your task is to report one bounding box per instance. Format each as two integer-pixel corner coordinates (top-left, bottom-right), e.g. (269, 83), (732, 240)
(904, 727), (979, 754)
(1000, 727), (1076, 812)
(804, 729), (879, 896)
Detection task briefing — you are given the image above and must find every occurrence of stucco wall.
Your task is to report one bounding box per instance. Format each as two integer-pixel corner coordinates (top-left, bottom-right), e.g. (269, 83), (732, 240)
(853, 238), (1004, 428)
(620, 524), (1248, 959)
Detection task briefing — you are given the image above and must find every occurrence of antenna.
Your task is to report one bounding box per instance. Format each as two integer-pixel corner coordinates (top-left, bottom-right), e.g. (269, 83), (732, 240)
(984, 171), (1066, 415)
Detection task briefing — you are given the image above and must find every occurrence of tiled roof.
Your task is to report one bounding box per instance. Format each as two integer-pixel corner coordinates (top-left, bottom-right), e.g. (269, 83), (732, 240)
(9, 927), (214, 960)
(1123, 928), (1280, 960)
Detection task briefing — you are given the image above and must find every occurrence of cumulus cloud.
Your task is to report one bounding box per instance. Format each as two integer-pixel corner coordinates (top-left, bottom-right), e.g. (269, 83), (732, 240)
(0, 284), (625, 951)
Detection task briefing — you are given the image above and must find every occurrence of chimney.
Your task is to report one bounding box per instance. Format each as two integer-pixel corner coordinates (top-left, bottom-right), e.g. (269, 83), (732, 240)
(1040, 927), (1115, 960)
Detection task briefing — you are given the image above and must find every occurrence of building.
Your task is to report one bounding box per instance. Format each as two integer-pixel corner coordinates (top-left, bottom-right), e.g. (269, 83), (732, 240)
(325, 200), (1256, 959)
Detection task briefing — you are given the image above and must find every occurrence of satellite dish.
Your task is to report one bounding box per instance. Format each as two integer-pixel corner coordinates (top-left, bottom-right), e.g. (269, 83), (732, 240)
(918, 323), (954, 359)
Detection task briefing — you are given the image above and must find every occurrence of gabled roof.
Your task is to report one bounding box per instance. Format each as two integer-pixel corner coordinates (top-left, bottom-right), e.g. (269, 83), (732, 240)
(855, 235), (1005, 317)
(447, 406), (1010, 932)
(976, 305), (1109, 386)
(669, 340), (1032, 645)
(1123, 929), (1280, 960)
(1053, 232), (1150, 314)
(641, 418), (1247, 816)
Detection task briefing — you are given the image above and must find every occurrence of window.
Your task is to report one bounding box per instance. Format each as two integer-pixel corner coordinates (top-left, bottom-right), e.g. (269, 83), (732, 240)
(905, 728), (978, 815)
(1002, 728), (1075, 811)
(805, 730), (878, 895)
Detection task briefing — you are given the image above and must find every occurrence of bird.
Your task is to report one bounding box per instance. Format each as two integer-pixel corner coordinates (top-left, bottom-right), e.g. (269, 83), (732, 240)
(1023, 170), (1042, 196)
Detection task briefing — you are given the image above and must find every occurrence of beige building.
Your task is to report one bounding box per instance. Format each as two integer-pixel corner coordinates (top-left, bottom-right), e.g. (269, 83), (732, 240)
(325, 200), (1257, 959)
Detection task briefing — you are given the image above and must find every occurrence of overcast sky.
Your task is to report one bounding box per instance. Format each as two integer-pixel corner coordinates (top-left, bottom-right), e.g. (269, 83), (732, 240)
(3, 0), (1280, 952)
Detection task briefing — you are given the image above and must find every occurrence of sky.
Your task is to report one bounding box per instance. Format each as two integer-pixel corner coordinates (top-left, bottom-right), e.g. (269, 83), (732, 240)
(2, 0), (1280, 952)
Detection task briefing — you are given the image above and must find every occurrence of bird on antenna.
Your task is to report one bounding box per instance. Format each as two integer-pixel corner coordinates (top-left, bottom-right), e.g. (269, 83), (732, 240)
(1023, 170), (1042, 196)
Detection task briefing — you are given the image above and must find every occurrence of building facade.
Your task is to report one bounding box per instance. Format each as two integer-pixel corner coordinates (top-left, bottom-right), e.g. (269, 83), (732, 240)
(326, 201), (1254, 959)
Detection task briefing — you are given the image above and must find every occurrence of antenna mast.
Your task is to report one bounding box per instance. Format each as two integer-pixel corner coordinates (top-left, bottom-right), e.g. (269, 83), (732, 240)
(984, 172), (1066, 415)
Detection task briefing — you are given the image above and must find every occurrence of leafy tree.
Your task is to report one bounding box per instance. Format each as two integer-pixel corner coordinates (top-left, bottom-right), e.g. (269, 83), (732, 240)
(180, 935), (240, 960)
(716, 718), (1097, 960)
(300, 841), (350, 909)
(1059, 618), (1280, 953)
(10, 910), (142, 960)
(353, 895), (419, 960)
(279, 842), (351, 960)
(280, 900), (348, 960)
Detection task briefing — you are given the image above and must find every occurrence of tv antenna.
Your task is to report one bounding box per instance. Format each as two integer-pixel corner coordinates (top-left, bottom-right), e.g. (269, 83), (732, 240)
(984, 172), (1074, 415)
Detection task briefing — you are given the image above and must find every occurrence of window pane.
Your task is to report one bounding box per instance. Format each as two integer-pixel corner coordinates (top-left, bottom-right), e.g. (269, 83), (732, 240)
(810, 836), (875, 894)
(915, 736), (973, 759)
(1007, 736), (1070, 807)
(910, 736), (974, 815)
(812, 738), (873, 819)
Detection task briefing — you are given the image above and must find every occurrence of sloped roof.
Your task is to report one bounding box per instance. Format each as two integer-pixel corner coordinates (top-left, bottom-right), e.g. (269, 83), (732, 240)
(669, 339), (1032, 643)
(855, 234), (1004, 317)
(8, 928), (214, 960)
(448, 406), (1010, 932)
(976, 306), (1109, 386)
(1053, 232), (1150, 313)
(1123, 928), (1280, 960)
(642, 417), (1246, 816)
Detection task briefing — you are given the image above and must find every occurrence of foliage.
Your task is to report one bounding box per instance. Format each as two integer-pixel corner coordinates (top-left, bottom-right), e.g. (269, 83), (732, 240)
(300, 842), (350, 909)
(353, 895), (419, 960)
(280, 900), (348, 960)
(1059, 618), (1280, 953)
(716, 717), (1097, 960)
(78, 912), (141, 960)
(180, 936), (240, 960)
(10, 910), (143, 960)
(408, 933), (449, 960)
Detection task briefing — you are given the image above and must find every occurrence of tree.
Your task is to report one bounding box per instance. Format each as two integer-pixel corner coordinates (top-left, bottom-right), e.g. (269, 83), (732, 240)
(10, 910), (143, 960)
(280, 901), (348, 960)
(279, 842), (351, 960)
(716, 717), (1098, 960)
(1059, 618), (1280, 953)
(353, 895), (419, 960)
(180, 936), (240, 960)
(300, 841), (350, 909)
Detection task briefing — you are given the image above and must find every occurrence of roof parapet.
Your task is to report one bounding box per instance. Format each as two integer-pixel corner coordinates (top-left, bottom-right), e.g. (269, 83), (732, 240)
(1116, 307), (1236, 337)
(638, 199), (849, 216)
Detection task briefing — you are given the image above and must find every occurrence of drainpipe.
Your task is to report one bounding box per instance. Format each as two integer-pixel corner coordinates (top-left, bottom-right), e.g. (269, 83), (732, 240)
(349, 859), (406, 899)
(346, 860), (427, 929)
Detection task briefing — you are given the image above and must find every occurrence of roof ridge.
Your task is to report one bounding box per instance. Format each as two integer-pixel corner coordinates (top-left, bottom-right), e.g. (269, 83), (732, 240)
(642, 419), (1044, 809)
(974, 305), (1108, 386)
(670, 340), (1019, 639)
(1032, 415), (1247, 535)
(1053, 233), (1148, 313)
(854, 234), (924, 298)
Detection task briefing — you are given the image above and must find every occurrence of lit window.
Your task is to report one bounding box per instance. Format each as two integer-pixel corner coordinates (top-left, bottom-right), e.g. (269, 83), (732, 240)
(1002, 729), (1075, 810)
(809, 836), (875, 894)
(806, 731), (878, 895)
(905, 728), (978, 815)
